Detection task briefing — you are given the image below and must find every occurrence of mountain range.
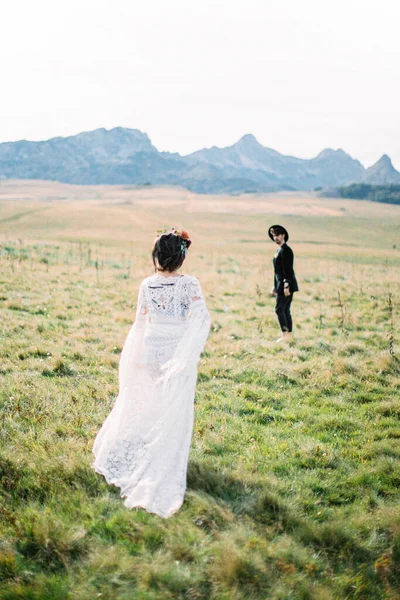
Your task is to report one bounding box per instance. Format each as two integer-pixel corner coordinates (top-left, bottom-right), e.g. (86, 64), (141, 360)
(0, 127), (399, 194)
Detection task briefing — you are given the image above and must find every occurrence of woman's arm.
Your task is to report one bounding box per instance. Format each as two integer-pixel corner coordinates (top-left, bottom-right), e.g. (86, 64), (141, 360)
(135, 280), (149, 328)
(118, 280), (148, 389)
(161, 278), (211, 378)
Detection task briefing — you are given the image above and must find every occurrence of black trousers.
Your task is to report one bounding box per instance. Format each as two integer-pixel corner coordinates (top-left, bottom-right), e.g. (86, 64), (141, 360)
(275, 294), (293, 332)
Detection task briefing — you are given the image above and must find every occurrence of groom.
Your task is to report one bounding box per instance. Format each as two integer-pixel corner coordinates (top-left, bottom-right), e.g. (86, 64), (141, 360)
(269, 225), (299, 341)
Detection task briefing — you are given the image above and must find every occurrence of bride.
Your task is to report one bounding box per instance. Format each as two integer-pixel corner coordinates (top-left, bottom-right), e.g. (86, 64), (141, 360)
(92, 228), (211, 518)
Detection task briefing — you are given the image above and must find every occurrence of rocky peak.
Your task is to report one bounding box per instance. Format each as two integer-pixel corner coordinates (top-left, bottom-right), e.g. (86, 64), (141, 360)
(236, 133), (261, 148)
(374, 154), (393, 168)
(315, 148), (350, 160)
(71, 127), (155, 153)
(364, 154), (400, 184)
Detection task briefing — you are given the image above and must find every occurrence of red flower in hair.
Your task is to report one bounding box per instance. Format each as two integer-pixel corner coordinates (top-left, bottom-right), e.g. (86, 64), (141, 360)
(177, 230), (190, 240)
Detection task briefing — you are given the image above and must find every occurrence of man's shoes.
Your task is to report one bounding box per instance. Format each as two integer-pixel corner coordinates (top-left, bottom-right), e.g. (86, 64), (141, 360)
(276, 333), (292, 343)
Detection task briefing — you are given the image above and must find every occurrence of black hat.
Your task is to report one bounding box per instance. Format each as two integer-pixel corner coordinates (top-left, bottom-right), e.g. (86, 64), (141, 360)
(268, 224), (289, 242)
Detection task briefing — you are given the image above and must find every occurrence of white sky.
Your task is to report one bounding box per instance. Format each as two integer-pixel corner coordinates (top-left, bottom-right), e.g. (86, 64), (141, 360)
(1, 0), (400, 168)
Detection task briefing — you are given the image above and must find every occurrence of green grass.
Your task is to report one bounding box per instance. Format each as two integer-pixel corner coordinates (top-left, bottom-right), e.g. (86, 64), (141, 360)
(0, 185), (399, 599)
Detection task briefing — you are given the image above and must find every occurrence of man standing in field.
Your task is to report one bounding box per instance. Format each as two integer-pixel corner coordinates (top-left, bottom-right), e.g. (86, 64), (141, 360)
(269, 225), (299, 342)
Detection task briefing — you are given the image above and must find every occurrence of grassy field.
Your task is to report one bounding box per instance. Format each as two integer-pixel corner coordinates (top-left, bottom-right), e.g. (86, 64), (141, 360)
(0, 181), (399, 599)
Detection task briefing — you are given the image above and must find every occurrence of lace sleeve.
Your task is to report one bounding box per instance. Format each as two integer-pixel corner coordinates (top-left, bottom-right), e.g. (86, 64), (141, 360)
(118, 280), (148, 390)
(135, 280), (149, 328)
(161, 277), (211, 378)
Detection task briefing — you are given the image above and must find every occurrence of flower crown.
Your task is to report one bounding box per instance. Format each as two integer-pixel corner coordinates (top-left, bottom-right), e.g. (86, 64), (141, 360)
(156, 227), (191, 255)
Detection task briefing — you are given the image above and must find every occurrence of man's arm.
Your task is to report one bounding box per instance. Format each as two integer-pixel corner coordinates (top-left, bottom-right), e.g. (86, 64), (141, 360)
(282, 246), (294, 295)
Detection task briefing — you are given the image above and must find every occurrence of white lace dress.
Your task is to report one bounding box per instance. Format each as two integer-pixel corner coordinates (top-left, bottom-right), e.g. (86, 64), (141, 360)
(92, 273), (211, 518)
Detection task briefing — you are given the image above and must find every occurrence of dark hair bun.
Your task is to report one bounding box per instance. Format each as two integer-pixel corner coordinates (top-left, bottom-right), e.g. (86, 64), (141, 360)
(152, 232), (189, 272)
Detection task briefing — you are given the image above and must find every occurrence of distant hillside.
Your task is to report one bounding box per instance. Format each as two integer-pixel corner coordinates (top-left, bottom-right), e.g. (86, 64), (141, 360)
(0, 127), (399, 194)
(185, 136), (365, 189)
(322, 183), (400, 205)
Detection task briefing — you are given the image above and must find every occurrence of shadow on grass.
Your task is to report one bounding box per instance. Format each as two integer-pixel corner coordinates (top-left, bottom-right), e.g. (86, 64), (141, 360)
(187, 460), (377, 568)
(0, 454), (382, 574)
(0, 455), (115, 505)
(187, 460), (298, 529)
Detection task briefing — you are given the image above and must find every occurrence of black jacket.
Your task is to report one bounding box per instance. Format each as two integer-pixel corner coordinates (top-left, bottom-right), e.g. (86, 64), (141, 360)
(273, 243), (299, 295)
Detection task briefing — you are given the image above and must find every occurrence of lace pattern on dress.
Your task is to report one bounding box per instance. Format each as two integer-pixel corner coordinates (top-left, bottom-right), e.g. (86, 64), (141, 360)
(92, 273), (211, 518)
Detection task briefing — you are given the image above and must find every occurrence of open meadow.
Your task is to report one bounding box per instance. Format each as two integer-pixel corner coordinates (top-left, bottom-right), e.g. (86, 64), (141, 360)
(0, 181), (399, 599)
